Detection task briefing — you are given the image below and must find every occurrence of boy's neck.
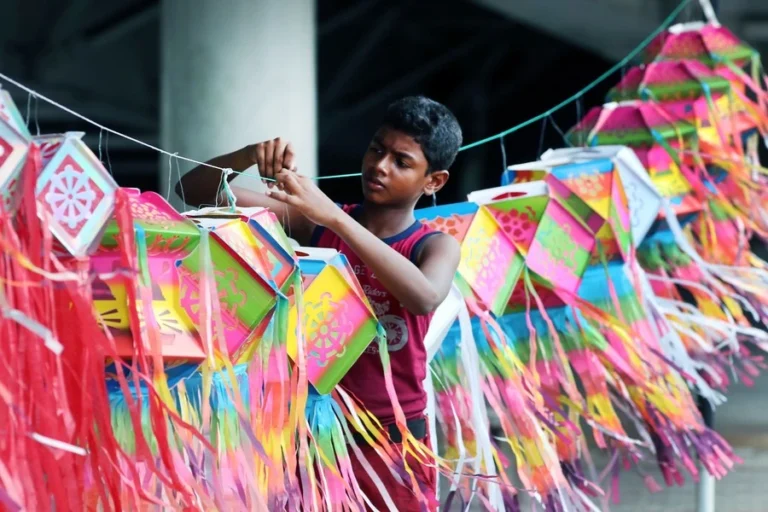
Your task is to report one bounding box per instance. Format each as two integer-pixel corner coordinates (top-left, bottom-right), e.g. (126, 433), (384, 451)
(358, 200), (417, 240)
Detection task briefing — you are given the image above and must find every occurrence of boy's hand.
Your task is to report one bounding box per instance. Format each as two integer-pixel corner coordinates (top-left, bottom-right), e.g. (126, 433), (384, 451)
(247, 138), (296, 186)
(266, 170), (342, 227)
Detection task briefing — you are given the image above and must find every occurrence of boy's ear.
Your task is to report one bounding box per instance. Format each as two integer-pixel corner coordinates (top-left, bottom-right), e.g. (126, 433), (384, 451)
(424, 170), (449, 196)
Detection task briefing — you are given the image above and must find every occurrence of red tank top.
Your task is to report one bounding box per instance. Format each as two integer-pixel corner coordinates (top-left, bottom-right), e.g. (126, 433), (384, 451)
(311, 205), (441, 425)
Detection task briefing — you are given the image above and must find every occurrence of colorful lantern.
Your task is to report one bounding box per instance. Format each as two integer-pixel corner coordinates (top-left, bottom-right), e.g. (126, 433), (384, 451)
(644, 22), (768, 143)
(645, 22), (760, 68)
(181, 211), (287, 365)
(287, 247), (380, 395)
(467, 181), (596, 310)
(539, 146), (663, 246)
(417, 198), (610, 507)
(92, 190), (207, 360)
(500, 158), (633, 265)
(416, 201), (524, 317)
(607, 59), (768, 245)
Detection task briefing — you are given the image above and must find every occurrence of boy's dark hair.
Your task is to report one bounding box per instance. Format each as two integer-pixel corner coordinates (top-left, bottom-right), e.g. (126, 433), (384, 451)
(382, 96), (463, 173)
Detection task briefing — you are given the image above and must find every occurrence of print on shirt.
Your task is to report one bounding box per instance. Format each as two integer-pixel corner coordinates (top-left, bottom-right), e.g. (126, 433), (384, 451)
(353, 259), (409, 355)
(366, 298), (409, 354)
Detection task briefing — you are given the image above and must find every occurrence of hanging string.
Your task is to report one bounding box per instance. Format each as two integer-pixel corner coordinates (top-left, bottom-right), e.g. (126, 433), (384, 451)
(537, 117), (549, 158)
(33, 94), (40, 136)
(166, 153), (175, 201)
(0, 0), (691, 183)
(175, 154), (186, 207)
(698, 0), (720, 26)
(576, 97), (583, 128)
(549, 115), (571, 147)
(98, 129), (104, 166)
(105, 131), (113, 174)
(25, 92), (32, 127)
(499, 136), (507, 173)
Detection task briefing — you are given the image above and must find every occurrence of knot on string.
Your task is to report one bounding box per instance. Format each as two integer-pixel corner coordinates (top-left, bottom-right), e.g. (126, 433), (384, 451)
(220, 168), (237, 211)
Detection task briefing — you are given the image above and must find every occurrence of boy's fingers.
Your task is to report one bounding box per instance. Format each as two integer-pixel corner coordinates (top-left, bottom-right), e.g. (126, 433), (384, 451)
(264, 139), (275, 177)
(283, 142), (296, 171)
(273, 137), (285, 173)
(255, 144), (266, 175)
(266, 189), (299, 206)
(276, 171), (301, 195)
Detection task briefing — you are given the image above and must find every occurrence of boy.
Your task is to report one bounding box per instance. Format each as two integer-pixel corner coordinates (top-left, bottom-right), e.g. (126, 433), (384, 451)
(178, 96), (462, 510)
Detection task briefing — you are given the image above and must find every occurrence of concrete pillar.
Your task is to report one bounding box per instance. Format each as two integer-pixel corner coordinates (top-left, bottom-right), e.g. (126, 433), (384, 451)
(160, 0), (317, 209)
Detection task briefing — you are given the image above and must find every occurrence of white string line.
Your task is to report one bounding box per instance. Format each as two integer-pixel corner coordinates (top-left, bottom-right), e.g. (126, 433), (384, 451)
(0, 71), (230, 174)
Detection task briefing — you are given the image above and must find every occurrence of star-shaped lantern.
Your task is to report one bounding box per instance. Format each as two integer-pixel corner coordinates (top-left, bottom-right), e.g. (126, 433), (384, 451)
(539, 146), (663, 248)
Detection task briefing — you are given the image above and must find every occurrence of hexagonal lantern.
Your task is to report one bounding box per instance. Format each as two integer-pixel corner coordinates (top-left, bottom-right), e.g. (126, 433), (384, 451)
(417, 201), (525, 317)
(644, 22), (759, 68)
(540, 146), (663, 248)
(502, 155), (635, 266)
(416, 182), (594, 318)
(468, 182), (595, 315)
(643, 22), (768, 152)
(608, 59), (766, 172)
(0, 87), (32, 215)
(35, 132), (118, 258)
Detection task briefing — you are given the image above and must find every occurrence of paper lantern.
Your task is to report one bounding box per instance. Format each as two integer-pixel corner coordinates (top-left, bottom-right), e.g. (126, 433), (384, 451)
(188, 209), (297, 295)
(644, 22), (768, 136)
(34, 132), (118, 257)
(0, 88), (31, 215)
(287, 247), (380, 394)
(180, 212), (286, 365)
(540, 146), (663, 246)
(501, 157), (633, 265)
(645, 22), (759, 67)
(91, 190), (206, 360)
(467, 182), (595, 314)
(416, 201), (525, 316)
(609, 59), (766, 164)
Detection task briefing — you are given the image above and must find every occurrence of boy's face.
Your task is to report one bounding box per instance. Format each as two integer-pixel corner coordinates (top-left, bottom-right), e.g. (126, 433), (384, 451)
(361, 126), (448, 207)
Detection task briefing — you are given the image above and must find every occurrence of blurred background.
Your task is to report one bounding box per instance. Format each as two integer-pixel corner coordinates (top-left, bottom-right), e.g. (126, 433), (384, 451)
(3, 0), (766, 207)
(2, 0), (768, 510)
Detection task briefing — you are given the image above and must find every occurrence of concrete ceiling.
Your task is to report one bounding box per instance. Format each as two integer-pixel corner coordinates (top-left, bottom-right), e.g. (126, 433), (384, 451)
(474, 0), (768, 62)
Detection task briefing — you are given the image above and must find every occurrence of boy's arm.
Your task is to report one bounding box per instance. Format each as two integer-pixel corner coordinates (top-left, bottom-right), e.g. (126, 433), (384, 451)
(331, 216), (460, 314)
(176, 140), (316, 245)
(175, 145), (258, 206)
(267, 172), (460, 315)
